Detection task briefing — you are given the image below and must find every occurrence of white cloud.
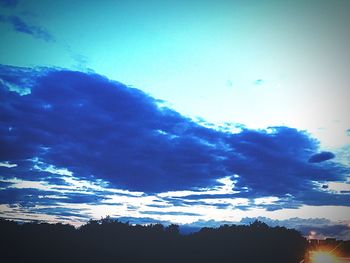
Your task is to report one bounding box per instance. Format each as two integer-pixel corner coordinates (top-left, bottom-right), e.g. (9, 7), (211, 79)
(158, 176), (238, 198)
(0, 161), (18, 168)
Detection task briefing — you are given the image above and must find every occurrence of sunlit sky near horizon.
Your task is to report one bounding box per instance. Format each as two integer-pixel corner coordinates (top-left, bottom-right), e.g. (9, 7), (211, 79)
(0, 0), (350, 239)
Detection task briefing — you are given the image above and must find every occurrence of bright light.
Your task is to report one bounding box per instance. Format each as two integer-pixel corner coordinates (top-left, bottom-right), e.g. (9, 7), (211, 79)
(311, 251), (340, 263)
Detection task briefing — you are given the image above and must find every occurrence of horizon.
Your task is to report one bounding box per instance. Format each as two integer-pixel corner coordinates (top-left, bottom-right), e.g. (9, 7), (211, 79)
(2, 216), (350, 241)
(1, 0), (350, 241)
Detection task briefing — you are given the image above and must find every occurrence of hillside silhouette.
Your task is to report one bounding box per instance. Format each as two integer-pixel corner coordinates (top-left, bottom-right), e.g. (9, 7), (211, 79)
(1, 217), (307, 263)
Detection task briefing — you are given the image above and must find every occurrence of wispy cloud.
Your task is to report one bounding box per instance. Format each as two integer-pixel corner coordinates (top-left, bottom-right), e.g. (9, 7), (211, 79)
(0, 0), (19, 8)
(240, 217), (350, 240)
(0, 15), (54, 42)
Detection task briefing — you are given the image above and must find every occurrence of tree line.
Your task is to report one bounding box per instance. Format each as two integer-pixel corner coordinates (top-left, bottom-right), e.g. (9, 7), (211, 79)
(1, 217), (307, 263)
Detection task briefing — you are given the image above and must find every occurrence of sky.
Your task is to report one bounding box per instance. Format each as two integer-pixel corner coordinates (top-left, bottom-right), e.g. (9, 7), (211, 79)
(0, 0), (350, 239)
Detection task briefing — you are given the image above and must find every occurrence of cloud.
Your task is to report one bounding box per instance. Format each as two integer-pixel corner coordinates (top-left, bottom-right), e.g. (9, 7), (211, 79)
(0, 15), (54, 42)
(114, 216), (171, 225)
(0, 0), (18, 8)
(0, 64), (349, 212)
(140, 211), (201, 216)
(308, 151), (335, 163)
(0, 188), (58, 207)
(0, 161), (17, 168)
(254, 79), (264, 85)
(239, 217), (350, 240)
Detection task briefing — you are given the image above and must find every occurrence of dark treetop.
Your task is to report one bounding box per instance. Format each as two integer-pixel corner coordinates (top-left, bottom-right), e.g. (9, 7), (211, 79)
(0, 217), (308, 263)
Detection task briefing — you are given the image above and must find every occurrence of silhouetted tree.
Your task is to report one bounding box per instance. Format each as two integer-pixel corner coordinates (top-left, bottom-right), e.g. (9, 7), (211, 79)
(0, 218), (312, 263)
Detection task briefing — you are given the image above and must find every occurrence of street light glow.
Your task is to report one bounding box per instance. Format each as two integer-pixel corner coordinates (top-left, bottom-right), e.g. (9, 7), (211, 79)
(311, 251), (339, 263)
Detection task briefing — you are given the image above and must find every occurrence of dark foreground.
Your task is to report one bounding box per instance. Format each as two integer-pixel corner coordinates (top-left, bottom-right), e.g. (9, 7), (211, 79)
(0, 218), (307, 263)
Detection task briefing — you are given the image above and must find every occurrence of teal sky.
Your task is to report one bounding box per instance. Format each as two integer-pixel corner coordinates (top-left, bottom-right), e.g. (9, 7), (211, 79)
(1, 0), (349, 149)
(1, 0), (350, 236)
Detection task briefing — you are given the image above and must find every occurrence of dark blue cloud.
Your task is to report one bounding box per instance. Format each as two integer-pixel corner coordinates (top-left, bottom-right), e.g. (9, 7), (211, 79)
(57, 192), (110, 204)
(0, 65), (349, 209)
(240, 217), (350, 240)
(32, 207), (91, 219)
(0, 15), (54, 41)
(140, 211), (201, 216)
(294, 190), (350, 206)
(0, 181), (13, 188)
(115, 216), (171, 225)
(308, 151), (335, 163)
(0, 177), (112, 208)
(0, 188), (57, 207)
(181, 219), (233, 229)
(298, 224), (350, 239)
(0, 0), (18, 8)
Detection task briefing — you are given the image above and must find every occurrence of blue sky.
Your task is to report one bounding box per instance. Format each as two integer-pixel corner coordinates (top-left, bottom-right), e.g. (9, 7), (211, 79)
(0, 0), (350, 239)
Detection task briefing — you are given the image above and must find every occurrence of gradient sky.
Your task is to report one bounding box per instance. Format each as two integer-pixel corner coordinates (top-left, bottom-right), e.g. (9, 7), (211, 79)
(0, 0), (350, 239)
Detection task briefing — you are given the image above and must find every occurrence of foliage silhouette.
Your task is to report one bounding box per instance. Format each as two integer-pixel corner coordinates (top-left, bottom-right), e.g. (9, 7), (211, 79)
(0, 217), (308, 263)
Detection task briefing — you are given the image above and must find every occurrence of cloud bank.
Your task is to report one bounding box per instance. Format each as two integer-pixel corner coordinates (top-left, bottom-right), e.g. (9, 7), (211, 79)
(0, 65), (349, 230)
